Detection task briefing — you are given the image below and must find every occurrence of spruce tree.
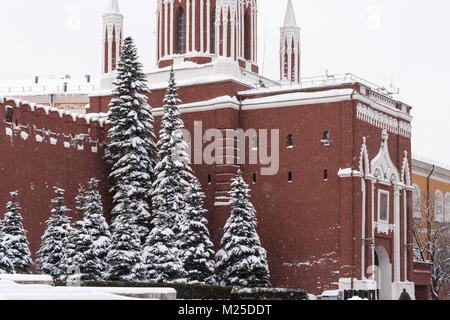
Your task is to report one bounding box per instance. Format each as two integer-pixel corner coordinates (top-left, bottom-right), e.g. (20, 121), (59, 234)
(1, 191), (32, 273)
(106, 186), (145, 282)
(75, 184), (87, 219)
(36, 187), (72, 279)
(61, 220), (103, 281)
(0, 221), (14, 274)
(84, 178), (111, 276)
(142, 66), (192, 284)
(216, 171), (271, 287)
(180, 178), (216, 285)
(106, 36), (158, 242)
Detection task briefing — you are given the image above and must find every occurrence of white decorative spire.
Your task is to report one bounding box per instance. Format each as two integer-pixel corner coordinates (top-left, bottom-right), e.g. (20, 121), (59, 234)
(108, 0), (120, 13)
(283, 0), (297, 27)
(280, 0), (300, 83)
(102, 0), (124, 76)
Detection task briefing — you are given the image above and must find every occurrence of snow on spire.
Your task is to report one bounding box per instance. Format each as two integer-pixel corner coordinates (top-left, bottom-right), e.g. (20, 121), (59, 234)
(108, 0), (120, 14)
(283, 0), (297, 27)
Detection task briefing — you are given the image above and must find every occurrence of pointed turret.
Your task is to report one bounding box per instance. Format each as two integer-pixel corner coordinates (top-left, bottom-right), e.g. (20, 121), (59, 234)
(283, 0), (297, 27)
(108, 0), (120, 14)
(102, 0), (124, 77)
(280, 0), (301, 83)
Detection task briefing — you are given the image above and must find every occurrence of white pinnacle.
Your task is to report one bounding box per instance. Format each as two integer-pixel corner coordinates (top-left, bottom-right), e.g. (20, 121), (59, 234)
(283, 0), (297, 27)
(108, 0), (120, 14)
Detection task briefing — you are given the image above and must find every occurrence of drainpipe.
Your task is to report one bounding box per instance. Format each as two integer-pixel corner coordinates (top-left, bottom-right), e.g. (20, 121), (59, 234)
(426, 164), (435, 261)
(426, 165), (435, 206)
(350, 86), (357, 289)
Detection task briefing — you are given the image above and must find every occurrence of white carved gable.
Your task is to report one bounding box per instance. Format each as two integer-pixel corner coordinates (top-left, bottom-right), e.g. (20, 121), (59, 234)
(371, 130), (400, 185)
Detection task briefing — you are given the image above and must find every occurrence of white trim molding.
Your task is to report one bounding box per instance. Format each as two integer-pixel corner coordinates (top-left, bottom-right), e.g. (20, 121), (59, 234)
(357, 103), (412, 139)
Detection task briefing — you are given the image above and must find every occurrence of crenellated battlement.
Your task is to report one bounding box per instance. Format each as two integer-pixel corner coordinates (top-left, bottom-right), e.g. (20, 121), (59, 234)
(0, 95), (107, 153)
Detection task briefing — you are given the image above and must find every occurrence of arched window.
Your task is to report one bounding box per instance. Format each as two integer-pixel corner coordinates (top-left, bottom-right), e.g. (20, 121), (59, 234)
(211, 9), (216, 54)
(324, 170), (328, 181)
(412, 185), (422, 219)
(177, 8), (186, 54)
(244, 12), (251, 60)
(445, 193), (450, 222)
(434, 190), (444, 223)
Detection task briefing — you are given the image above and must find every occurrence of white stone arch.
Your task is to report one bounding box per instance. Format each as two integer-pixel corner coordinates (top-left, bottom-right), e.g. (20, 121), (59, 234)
(375, 246), (392, 300)
(434, 190), (444, 223)
(412, 184), (422, 218)
(445, 193), (450, 222)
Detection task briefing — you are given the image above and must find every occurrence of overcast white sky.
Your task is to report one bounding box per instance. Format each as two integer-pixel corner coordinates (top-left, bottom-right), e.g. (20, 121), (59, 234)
(0, 0), (448, 164)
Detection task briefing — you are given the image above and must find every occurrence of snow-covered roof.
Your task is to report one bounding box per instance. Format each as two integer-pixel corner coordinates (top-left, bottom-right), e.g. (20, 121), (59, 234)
(241, 88), (355, 110)
(0, 76), (99, 96)
(0, 95), (106, 126)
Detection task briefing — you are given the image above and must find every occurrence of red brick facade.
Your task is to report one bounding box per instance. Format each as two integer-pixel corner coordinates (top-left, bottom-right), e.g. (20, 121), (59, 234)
(0, 78), (417, 297)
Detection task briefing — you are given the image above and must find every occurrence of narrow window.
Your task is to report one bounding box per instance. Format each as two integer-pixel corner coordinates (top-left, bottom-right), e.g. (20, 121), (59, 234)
(324, 170), (328, 181)
(211, 9), (216, 54)
(288, 172), (293, 183)
(252, 136), (258, 150)
(208, 174), (212, 185)
(321, 131), (331, 146)
(378, 190), (389, 222)
(5, 107), (13, 122)
(288, 134), (294, 148)
(244, 12), (251, 60)
(177, 8), (186, 54)
(253, 173), (257, 184)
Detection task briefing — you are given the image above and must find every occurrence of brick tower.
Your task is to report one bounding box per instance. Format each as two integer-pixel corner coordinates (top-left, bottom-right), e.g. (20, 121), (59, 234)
(156, 0), (258, 73)
(102, 0), (124, 76)
(280, 0), (300, 83)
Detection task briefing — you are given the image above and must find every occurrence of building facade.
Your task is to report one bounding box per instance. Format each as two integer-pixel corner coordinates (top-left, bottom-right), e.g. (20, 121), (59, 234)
(411, 156), (450, 300)
(0, 0), (426, 299)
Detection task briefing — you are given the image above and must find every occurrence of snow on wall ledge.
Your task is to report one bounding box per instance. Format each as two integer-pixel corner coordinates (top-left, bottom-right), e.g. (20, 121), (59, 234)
(0, 95), (107, 152)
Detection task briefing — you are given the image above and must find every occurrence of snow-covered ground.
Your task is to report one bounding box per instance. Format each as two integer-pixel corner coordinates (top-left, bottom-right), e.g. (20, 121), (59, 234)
(0, 278), (177, 300)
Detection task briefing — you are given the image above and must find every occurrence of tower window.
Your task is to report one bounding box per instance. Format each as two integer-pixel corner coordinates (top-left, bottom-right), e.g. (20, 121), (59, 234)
(244, 12), (251, 60)
(253, 173), (257, 184)
(211, 9), (216, 54)
(288, 172), (293, 183)
(208, 174), (212, 185)
(324, 170), (328, 181)
(177, 8), (186, 54)
(287, 134), (294, 148)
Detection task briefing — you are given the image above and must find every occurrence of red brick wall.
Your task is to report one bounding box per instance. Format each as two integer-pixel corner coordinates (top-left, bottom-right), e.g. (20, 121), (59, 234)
(0, 99), (110, 266)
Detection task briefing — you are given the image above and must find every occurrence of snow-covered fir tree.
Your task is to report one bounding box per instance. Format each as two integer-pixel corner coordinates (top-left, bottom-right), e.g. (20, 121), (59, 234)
(36, 187), (72, 279)
(0, 221), (14, 274)
(61, 220), (103, 281)
(75, 184), (87, 219)
(1, 191), (32, 273)
(142, 66), (192, 284)
(106, 186), (145, 282)
(180, 178), (216, 285)
(106, 36), (158, 242)
(83, 178), (111, 275)
(216, 171), (271, 287)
